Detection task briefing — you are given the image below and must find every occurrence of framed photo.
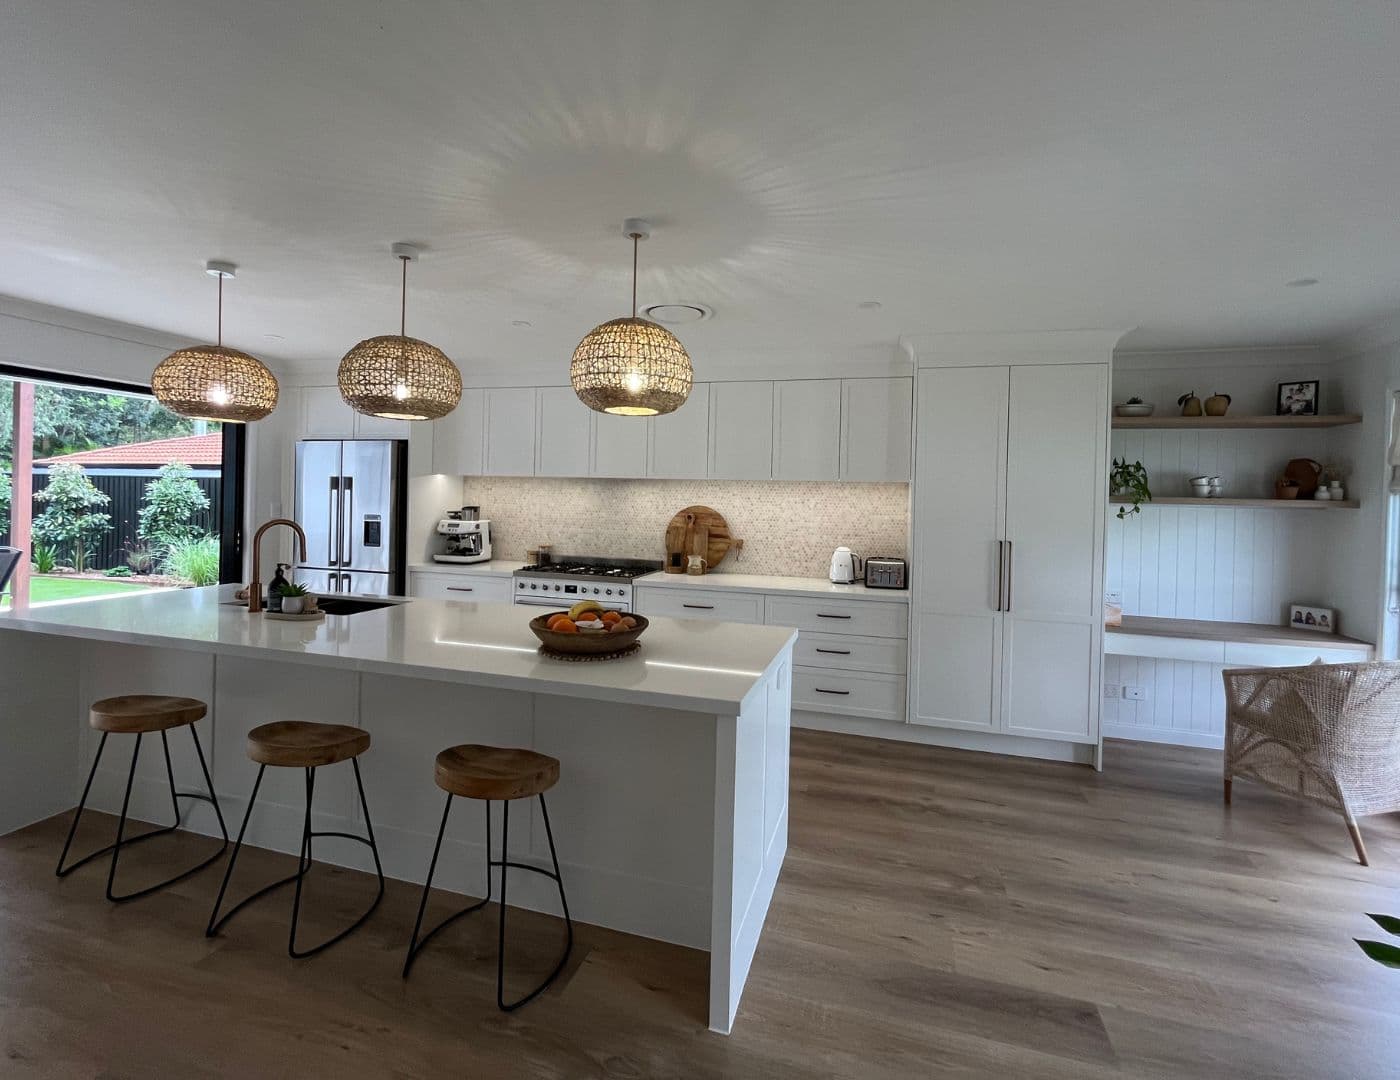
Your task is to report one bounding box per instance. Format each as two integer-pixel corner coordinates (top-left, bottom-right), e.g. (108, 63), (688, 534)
(1289, 603), (1336, 635)
(1277, 380), (1319, 416)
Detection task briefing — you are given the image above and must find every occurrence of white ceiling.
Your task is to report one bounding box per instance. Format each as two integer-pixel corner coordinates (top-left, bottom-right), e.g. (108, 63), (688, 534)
(2, 0), (1398, 373)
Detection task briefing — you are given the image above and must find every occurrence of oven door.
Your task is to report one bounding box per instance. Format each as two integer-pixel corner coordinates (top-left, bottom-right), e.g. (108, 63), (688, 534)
(513, 592), (628, 611)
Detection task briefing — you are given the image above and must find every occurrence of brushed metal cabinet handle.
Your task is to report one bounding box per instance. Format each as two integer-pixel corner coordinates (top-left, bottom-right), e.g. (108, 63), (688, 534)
(814, 688), (851, 695)
(447, 586), (474, 592)
(683, 603), (715, 610)
(1005, 541), (1014, 613)
(814, 648), (852, 655)
(816, 613), (852, 620)
(995, 539), (1004, 612)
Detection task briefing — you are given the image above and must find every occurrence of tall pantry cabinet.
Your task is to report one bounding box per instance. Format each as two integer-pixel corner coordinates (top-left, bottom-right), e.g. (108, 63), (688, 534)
(910, 339), (1111, 761)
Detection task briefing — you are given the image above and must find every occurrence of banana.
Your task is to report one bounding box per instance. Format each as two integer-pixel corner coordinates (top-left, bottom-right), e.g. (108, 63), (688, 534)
(568, 599), (605, 621)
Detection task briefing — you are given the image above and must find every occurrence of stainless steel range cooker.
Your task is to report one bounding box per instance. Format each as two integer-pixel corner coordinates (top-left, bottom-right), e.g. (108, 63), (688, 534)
(512, 557), (663, 611)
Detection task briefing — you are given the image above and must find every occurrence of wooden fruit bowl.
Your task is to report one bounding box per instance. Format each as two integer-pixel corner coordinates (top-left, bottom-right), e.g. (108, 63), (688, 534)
(529, 613), (649, 656)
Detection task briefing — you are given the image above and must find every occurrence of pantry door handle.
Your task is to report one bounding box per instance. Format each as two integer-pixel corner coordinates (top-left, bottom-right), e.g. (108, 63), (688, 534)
(683, 603), (715, 610)
(1005, 541), (1014, 613)
(814, 687), (851, 696)
(995, 540), (1005, 612)
(815, 648), (851, 655)
(816, 613), (852, 620)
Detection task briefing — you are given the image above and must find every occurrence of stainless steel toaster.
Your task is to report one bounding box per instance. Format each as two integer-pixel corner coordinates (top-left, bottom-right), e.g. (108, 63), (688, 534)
(863, 557), (907, 589)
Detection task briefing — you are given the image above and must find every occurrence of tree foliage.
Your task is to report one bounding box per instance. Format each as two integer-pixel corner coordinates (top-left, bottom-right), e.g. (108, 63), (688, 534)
(138, 462), (211, 550)
(0, 379), (208, 462)
(0, 466), (10, 536)
(31, 463), (112, 571)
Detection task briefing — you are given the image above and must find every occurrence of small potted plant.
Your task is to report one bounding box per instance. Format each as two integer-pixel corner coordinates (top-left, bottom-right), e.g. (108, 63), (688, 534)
(1110, 458), (1152, 519)
(1113, 396), (1155, 418)
(277, 581), (311, 615)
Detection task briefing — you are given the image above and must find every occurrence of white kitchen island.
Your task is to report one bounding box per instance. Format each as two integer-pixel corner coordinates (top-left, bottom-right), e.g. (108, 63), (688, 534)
(0, 586), (796, 1034)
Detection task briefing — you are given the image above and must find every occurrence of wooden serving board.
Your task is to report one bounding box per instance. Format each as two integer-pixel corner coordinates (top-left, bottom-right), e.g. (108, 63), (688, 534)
(663, 505), (736, 573)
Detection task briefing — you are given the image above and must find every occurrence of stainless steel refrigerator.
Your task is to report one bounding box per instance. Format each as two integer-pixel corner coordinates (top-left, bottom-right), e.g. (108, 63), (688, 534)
(294, 440), (407, 597)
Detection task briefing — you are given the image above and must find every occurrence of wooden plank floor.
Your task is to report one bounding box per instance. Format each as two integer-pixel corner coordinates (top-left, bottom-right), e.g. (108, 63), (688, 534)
(3, 731), (1400, 1078)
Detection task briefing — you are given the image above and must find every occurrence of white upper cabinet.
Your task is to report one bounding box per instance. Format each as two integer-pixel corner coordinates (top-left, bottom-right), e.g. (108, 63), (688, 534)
(709, 381), (774, 480)
(431, 388), (485, 475)
(841, 378), (912, 482)
(535, 387), (592, 477)
(592, 412), (649, 478)
(299, 386), (410, 440)
(772, 380), (842, 481)
(482, 388), (537, 476)
(648, 383), (710, 479)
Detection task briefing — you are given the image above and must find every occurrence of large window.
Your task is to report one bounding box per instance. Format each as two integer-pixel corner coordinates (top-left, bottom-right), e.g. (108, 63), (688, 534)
(1, 367), (244, 608)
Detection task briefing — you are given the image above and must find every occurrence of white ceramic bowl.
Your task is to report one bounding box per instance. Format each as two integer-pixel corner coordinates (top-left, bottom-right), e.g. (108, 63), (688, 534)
(1114, 403), (1155, 417)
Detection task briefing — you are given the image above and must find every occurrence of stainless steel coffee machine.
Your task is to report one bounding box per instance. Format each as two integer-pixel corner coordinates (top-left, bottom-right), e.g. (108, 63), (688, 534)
(432, 509), (492, 564)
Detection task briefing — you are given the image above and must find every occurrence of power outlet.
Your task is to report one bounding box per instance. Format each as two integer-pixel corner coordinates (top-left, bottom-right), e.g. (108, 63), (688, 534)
(1103, 683), (1122, 699)
(1123, 685), (1147, 702)
(1105, 590), (1123, 606)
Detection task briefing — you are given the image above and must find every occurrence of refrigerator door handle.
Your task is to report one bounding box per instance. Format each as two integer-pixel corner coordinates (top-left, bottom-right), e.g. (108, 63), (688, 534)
(328, 476), (340, 566)
(342, 476), (355, 569)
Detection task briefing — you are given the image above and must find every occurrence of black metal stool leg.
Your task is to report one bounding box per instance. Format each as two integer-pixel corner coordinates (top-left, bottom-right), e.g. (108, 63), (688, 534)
(207, 764), (272, 937)
(496, 793), (573, 1012)
(403, 795), (491, 978)
(58, 724), (230, 902)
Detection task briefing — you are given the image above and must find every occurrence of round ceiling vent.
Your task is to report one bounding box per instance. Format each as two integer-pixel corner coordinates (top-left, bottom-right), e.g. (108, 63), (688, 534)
(641, 303), (712, 325)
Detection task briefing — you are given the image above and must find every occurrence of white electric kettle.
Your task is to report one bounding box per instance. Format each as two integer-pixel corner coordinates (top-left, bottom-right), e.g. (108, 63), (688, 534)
(829, 546), (862, 584)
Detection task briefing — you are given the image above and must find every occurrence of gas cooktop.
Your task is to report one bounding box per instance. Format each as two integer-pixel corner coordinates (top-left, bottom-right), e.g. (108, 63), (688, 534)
(514, 556), (663, 581)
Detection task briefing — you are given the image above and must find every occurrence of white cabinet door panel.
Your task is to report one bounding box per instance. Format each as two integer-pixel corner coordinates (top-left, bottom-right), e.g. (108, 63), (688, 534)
(708, 382), (774, 480)
(648, 384), (710, 479)
(300, 386), (355, 438)
(910, 612), (999, 731)
(536, 387), (591, 477)
(772, 380), (841, 481)
(483, 388), (538, 476)
(1002, 619), (1095, 740)
(354, 412), (410, 438)
(432, 388), (485, 475)
(841, 378), (912, 482)
(592, 412), (649, 478)
(409, 572), (512, 603)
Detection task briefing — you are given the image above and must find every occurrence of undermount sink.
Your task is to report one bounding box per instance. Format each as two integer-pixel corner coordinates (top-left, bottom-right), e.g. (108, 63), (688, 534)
(313, 597), (398, 616)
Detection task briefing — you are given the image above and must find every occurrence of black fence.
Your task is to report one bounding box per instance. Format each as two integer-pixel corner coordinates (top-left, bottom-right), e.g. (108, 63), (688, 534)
(0, 469), (221, 571)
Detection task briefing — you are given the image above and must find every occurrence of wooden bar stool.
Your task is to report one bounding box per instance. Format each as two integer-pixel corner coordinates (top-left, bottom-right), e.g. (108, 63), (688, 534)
(206, 721), (384, 958)
(56, 694), (228, 902)
(402, 744), (573, 1011)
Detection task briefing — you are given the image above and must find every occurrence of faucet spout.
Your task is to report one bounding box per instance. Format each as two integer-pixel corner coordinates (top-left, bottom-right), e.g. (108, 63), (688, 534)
(248, 518), (309, 614)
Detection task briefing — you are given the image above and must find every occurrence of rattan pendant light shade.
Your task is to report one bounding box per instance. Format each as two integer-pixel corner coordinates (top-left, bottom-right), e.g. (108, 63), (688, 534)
(338, 244), (461, 421)
(570, 221), (692, 416)
(151, 263), (279, 423)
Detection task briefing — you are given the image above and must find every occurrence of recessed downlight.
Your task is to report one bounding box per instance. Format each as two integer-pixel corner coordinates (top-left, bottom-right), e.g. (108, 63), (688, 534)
(641, 302), (712, 325)
(1286, 277), (1320, 288)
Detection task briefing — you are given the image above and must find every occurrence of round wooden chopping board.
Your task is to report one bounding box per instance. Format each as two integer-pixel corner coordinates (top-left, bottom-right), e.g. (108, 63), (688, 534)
(664, 505), (735, 572)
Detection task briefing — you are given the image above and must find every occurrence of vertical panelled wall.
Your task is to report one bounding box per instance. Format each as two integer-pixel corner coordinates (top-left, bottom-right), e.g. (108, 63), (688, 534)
(1104, 348), (1339, 747)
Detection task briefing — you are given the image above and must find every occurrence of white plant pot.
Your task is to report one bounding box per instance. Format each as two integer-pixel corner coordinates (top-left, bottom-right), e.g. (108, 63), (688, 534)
(281, 596), (305, 615)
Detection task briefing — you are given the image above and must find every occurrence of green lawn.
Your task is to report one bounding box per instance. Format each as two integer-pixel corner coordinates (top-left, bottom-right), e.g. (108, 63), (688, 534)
(2, 576), (155, 609)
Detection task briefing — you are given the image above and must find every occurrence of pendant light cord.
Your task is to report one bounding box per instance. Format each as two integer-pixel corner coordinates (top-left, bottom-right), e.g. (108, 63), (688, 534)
(216, 271), (223, 347)
(631, 233), (639, 318)
(400, 255), (408, 336)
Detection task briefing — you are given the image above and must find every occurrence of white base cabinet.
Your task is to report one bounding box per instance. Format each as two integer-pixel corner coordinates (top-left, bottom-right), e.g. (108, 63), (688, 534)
(407, 569), (513, 603)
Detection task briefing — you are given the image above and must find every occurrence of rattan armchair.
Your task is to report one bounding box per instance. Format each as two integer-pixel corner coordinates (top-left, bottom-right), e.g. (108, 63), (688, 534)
(1223, 661), (1400, 865)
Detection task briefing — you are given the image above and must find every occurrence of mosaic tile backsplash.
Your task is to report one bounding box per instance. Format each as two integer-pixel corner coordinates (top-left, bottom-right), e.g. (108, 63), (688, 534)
(458, 477), (909, 578)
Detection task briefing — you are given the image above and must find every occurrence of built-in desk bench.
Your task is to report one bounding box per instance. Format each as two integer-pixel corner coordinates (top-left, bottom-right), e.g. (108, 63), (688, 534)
(1106, 616), (1374, 667)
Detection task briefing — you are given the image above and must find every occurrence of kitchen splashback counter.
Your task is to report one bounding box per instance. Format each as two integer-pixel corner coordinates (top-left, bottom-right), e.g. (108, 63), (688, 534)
(0, 584), (794, 1034)
(634, 571), (909, 601)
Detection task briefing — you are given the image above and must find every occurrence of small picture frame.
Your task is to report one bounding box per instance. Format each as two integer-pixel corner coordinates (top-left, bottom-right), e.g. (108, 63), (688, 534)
(1289, 603), (1336, 634)
(1277, 380), (1319, 416)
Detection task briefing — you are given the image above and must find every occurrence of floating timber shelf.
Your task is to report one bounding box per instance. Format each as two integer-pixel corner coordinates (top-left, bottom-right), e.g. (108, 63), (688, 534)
(1112, 414), (1362, 430)
(1111, 496), (1359, 509)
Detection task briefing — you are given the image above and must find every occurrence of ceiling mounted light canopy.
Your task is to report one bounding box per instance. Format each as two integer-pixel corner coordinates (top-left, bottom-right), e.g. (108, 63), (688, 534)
(571, 220), (693, 417)
(338, 243), (462, 421)
(151, 261), (279, 423)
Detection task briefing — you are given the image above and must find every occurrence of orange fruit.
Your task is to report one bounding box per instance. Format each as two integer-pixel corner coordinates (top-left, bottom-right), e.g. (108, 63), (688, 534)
(546, 614), (570, 631)
(601, 611), (622, 625)
(619, 616), (637, 629)
(552, 618), (578, 634)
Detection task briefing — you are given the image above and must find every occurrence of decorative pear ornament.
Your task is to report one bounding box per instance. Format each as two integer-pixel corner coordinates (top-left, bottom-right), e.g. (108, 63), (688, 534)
(1205, 392), (1232, 416)
(1178, 391), (1203, 417)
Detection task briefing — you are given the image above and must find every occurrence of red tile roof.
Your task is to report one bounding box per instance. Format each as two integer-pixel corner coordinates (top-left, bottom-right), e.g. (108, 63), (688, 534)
(34, 433), (223, 467)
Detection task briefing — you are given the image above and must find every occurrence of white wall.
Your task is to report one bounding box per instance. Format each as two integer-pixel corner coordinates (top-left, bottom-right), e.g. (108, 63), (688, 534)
(0, 295), (294, 580)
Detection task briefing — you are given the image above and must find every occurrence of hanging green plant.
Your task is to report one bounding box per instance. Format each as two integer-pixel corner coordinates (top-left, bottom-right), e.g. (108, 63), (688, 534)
(1110, 458), (1152, 519)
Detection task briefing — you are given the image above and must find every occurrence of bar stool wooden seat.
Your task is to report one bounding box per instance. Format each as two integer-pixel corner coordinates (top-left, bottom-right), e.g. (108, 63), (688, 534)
(57, 695), (228, 903)
(403, 744), (573, 1011)
(206, 721), (384, 959)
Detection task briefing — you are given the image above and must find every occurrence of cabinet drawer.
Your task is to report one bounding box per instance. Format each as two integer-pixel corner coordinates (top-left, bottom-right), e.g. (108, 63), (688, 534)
(634, 587), (764, 625)
(793, 669), (906, 721)
(793, 632), (907, 675)
(765, 595), (908, 639)
(409, 573), (512, 604)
